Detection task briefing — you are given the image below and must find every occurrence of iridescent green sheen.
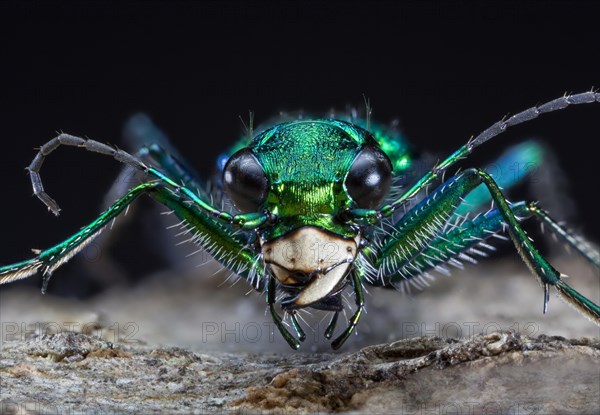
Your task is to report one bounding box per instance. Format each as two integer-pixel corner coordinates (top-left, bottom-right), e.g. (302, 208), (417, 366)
(251, 120), (372, 239)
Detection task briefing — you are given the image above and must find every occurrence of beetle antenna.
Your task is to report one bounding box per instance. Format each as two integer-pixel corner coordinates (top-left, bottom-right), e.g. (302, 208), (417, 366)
(469, 90), (599, 150)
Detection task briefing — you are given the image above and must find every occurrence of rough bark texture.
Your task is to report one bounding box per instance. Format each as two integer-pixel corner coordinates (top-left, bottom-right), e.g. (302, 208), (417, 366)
(1, 331), (599, 414)
(1, 259), (599, 414)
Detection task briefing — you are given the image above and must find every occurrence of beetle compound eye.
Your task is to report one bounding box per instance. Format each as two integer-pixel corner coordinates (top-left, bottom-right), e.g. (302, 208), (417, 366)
(223, 149), (269, 213)
(344, 145), (392, 209)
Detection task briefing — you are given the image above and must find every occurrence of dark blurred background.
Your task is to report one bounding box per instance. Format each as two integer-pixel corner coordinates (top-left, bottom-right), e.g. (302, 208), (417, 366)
(1, 0), (599, 295)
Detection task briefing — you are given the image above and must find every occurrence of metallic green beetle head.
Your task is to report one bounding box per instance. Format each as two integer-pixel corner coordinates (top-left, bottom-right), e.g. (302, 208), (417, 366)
(223, 120), (392, 308)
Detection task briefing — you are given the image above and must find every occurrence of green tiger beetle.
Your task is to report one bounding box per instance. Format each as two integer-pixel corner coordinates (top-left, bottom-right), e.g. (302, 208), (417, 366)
(1, 92), (599, 350)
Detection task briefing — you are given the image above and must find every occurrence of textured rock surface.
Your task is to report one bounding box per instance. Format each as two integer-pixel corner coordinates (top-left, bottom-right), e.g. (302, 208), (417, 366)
(1, 331), (599, 414)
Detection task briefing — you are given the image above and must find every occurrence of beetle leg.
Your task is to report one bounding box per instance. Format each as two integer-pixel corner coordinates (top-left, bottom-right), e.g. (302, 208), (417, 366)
(527, 202), (600, 268)
(369, 201), (532, 287)
(91, 141), (211, 278)
(374, 200), (599, 297)
(0, 182), (160, 290)
(267, 276), (301, 350)
(331, 270), (365, 350)
(372, 168), (600, 324)
(0, 182), (268, 293)
(474, 170), (599, 322)
(324, 311), (339, 340)
(289, 311), (306, 342)
(455, 140), (544, 216)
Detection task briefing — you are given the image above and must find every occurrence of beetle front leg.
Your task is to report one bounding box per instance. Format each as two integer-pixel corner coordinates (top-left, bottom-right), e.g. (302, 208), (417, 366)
(267, 277), (301, 350)
(0, 181), (268, 294)
(372, 168), (600, 324)
(374, 200), (599, 297)
(0, 182), (161, 290)
(331, 270), (365, 350)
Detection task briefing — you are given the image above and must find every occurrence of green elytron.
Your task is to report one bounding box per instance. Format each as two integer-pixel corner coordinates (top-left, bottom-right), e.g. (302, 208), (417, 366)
(1, 92), (599, 350)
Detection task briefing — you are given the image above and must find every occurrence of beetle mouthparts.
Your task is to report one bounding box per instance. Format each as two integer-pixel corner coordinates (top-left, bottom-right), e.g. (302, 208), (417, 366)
(261, 226), (359, 306)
